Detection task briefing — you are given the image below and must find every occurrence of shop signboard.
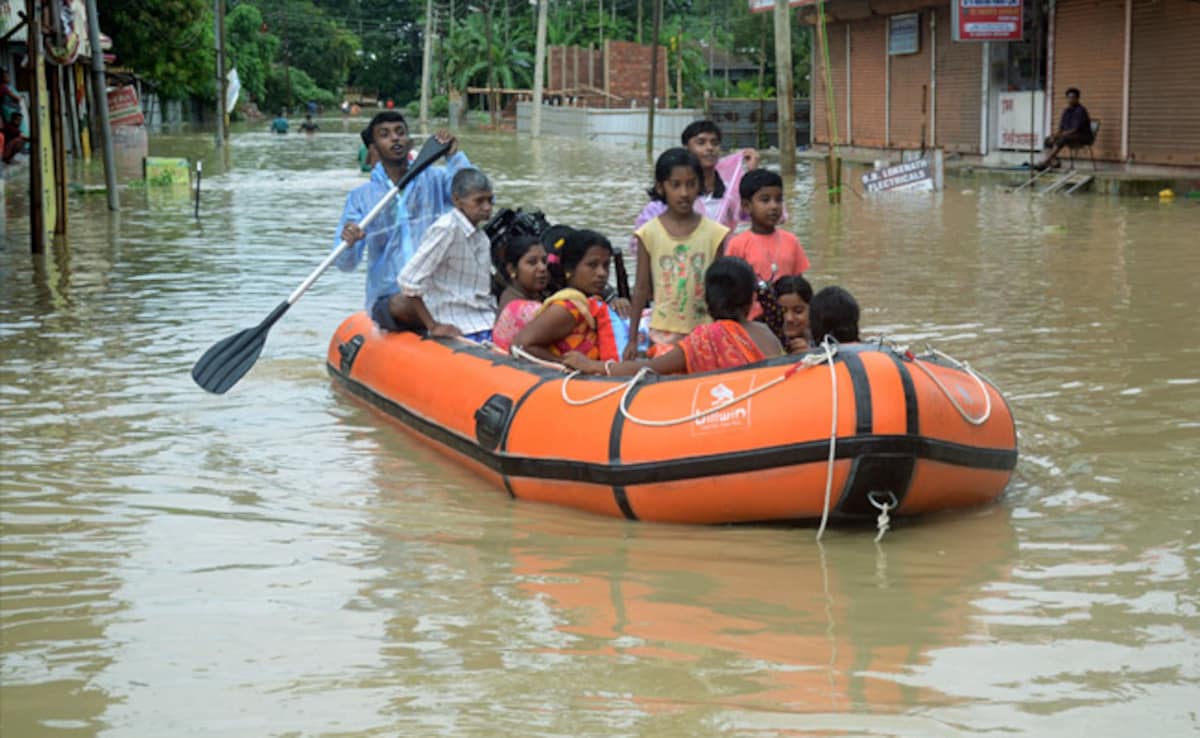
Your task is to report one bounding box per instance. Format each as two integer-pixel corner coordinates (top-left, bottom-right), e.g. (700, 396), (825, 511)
(889, 14), (920, 55)
(862, 158), (935, 194)
(997, 90), (1045, 150)
(952, 0), (1023, 42)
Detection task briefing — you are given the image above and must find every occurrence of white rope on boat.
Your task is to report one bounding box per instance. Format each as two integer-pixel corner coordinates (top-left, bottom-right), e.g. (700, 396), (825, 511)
(616, 349), (837, 428)
(537, 346), (839, 426)
(910, 346), (993, 426)
(868, 490), (897, 543)
(560, 371), (629, 406)
(814, 336), (839, 543)
(509, 344), (570, 371)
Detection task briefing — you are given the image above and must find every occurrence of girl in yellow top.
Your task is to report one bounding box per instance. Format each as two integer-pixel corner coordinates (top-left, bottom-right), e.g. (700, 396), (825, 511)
(627, 148), (730, 360)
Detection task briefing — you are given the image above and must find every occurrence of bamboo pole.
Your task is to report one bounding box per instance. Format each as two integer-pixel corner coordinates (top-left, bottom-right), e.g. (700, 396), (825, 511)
(814, 0), (841, 203)
(48, 64), (67, 236)
(645, 0), (661, 160)
(28, 0), (46, 252)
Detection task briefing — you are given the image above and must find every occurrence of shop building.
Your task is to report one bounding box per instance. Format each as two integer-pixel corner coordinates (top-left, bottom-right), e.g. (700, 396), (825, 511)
(803, 0), (1200, 169)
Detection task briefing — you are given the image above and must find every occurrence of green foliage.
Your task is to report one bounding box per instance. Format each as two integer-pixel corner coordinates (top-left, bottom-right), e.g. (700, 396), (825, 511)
(100, 0), (215, 101)
(441, 15), (488, 93)
(735, 77), (775, 100)
(100, 0), (810, 118)
(263, 66), (338, 113)
(227, 5), (279, 105)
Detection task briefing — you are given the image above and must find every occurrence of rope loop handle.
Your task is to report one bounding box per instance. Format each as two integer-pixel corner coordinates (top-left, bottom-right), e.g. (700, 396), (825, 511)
(911, 345), (993, 426)
(868, 490), (897, 543)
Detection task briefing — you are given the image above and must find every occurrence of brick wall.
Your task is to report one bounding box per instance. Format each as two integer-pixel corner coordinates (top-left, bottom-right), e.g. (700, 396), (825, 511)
(547, 42), (668, 108)
(1051, 0), (1125, 161)
(934, 4), (983, 154)
(811, 23), (850, 145)
(606, 40), (669, 107)
(850, 17), (887, 146)
(888, 10), (932, 148)
(1128, 0), (1200, 165)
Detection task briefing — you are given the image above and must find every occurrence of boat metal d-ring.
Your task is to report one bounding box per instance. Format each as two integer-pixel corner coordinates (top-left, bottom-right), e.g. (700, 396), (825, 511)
(867, 490), (898, 542)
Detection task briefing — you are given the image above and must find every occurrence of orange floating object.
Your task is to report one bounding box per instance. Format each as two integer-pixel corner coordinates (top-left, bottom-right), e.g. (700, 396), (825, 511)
(327, 312), (1017, 525)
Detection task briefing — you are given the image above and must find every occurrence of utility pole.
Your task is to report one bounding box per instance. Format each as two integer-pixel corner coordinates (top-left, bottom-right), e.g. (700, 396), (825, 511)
(419, 0), (435, 134)
(532, 0), (549, 137)
(645, 0), (661, 160)
(283, 2), (292, 111)
(85, 0), (118, 211)
(219, 0), (228, 140)
(774, 0), (796, 172)
(214, 0), (226, 146)
(484, 0), (496, 127)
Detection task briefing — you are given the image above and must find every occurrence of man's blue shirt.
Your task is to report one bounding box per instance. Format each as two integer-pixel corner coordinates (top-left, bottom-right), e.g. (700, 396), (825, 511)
(333, 151), (472, 309)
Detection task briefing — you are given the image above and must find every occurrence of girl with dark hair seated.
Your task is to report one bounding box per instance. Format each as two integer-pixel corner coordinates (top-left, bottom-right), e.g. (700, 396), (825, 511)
(512, 230), (620, 363)
(808, 286), (860, 345)
(773, 274), (814, 353)
(565, 256), (781, 376)
(491, 235), (551, 352)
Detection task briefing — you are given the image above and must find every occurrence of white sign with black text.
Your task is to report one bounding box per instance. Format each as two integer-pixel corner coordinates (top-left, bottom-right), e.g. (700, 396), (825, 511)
(862, 159), (934, 194)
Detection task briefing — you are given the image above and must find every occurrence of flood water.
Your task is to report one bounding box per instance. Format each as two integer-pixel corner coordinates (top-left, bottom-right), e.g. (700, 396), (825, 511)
(2, 121), (1198, 737)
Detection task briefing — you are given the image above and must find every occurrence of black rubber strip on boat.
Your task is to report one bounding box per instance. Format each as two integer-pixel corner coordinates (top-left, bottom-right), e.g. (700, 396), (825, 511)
(840, 351), (874, 435)
(496, 377), (551, 499)
(328, 363), (1016, 493)
(607, 380), (642, 521)
(887, 351), (920, 435)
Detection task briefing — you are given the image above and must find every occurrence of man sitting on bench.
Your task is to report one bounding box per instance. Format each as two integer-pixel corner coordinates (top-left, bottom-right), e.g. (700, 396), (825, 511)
(1035, 88), (1093, 170)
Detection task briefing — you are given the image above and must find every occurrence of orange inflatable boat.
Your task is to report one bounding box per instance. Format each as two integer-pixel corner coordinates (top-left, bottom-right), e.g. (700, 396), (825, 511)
(327, 311), (1017, 525)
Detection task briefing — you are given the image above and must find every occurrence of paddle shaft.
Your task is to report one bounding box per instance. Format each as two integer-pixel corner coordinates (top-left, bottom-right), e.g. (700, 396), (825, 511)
(288, 160), (426, 305)
(191, 137), (451, 394)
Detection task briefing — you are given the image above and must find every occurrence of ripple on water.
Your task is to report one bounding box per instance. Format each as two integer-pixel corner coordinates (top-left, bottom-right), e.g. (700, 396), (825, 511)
(3, 127), (1200, 737)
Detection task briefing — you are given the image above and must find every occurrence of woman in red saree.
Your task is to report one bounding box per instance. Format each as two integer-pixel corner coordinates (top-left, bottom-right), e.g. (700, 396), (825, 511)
(565, 257), (781, 376)
(512, 230), (620, 363)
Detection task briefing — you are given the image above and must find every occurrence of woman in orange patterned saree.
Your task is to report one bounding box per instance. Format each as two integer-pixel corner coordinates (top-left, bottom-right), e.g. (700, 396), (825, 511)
(512, 230), (620, 364)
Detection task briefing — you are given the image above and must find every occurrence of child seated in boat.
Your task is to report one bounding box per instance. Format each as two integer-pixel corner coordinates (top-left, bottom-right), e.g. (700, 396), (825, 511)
(512, 230), (621, 363)
(492, 235), (551, 352)
(627, 148), (730, 360)
(725, 169), (810, 322)
(391, 168), (496, 342)
(773, 274), (813, 353)
(808, 286), (860, 345)
(565, 257), (781, 376)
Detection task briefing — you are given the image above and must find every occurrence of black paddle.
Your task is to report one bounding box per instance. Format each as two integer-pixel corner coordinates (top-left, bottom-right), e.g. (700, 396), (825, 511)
(191, 136), (453, 394)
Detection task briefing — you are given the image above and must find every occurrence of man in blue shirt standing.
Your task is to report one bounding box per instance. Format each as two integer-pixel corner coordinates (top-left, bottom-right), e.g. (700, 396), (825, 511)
(333, 111), (472, 330)
(1036, 88), (1093, 170)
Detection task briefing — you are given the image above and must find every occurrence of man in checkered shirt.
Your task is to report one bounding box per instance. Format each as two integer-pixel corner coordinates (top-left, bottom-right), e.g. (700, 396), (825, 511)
(389, 169), (497, 342)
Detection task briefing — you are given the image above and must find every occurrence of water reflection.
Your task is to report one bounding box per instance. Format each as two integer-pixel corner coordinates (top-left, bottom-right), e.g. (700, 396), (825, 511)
(2, 123), (1198, 737)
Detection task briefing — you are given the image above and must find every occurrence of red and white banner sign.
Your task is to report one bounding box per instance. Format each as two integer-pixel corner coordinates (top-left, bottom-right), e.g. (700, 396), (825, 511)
(107, 85), (145, 127)
(952, 0), (1023, 41)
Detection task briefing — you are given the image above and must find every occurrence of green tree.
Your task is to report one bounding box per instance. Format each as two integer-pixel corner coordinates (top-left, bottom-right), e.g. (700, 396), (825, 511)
(100, 0), (215, 100)
(227, 4), (279, 105)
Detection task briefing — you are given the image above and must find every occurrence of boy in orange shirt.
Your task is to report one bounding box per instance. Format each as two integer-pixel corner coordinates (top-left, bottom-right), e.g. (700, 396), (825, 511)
(725, 169), (810, 320)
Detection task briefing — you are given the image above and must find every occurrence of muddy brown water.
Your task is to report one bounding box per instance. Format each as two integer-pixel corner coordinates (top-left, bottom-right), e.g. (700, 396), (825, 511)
(2, 122), (1197, 737)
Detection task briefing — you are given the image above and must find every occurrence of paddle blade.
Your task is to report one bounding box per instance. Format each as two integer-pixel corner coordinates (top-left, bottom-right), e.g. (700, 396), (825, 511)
(191, 323), (269, 394)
